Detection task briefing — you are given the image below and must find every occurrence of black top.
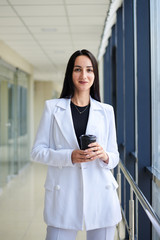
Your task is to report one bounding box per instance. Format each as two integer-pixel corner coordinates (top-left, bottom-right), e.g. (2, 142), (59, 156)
(70, 101), (90, 147)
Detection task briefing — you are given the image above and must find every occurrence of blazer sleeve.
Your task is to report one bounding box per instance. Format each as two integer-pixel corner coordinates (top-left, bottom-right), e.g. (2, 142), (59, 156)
(31, 101), (74, 167)
(99, 106), (119, 169)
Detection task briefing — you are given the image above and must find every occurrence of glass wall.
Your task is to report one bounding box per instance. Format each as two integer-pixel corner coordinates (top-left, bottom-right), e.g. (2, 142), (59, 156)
(0, 60), (29, 189)
(150, 0), (160, 239)
(103, 1), (152, 238)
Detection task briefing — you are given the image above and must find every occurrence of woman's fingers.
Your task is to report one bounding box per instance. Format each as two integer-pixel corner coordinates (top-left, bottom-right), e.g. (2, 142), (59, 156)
(71, 149), (89, 163)
(72, 143), (109, 163)
(85, 149), (101, 159)
(85, 143), (108, 162)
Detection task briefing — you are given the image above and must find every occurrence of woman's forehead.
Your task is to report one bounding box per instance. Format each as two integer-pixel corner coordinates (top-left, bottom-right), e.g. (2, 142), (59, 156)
(74, 55), (92, 67)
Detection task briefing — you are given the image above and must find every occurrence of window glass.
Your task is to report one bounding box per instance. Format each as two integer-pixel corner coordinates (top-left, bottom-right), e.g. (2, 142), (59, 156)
(150, 0), (160, 239)
(0, 61), (29, 188)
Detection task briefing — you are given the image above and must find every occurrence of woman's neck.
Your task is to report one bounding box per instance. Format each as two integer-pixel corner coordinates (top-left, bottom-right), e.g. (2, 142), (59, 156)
(71, 93), (90, 107)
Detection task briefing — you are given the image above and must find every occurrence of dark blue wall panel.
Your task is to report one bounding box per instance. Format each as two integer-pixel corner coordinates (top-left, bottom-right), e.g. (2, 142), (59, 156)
(123, 1), (135, 234)
(116, 5), (125, 218)
(123, 0), (135, 178)
(116, 7), (124, 158)
(103, 39), (112, 104)
(137, 0), (151, 239)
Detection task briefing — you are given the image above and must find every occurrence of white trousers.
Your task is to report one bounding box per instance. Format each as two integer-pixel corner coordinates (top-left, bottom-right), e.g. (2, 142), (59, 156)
(46, 226), (116, 240)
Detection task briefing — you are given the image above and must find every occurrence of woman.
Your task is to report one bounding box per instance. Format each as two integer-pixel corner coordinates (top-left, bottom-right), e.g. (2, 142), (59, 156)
(31, 49), (122, 240)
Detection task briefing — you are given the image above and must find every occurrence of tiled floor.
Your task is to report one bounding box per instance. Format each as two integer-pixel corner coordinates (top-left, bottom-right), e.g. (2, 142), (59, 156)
(0, 163), (119, 240)
(0, 163), (46, 240)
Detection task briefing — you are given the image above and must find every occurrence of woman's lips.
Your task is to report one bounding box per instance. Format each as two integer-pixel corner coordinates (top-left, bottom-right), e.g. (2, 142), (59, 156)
(79, 81), (88, 84)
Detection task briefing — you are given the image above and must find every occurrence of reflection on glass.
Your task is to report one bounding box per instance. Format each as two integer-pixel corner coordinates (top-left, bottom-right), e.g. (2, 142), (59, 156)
(150, 0), (160, 239)
(0, 61), (29, 189)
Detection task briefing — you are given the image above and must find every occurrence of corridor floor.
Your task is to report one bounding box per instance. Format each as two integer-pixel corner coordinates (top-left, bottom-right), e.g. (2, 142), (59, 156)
(0, 163), (86, 240)
(0, 162), (118, 240)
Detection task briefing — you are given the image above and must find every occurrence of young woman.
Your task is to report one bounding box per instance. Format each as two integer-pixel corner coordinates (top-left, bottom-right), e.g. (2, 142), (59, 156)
(31, 49), (122, 240)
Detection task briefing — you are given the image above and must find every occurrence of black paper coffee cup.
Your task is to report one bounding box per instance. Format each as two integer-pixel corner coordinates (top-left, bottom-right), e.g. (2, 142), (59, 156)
(79, 134), (96, 150)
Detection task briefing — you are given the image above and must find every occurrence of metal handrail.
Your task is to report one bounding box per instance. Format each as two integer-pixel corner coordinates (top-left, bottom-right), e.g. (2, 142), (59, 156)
(118, 160), (160, 237)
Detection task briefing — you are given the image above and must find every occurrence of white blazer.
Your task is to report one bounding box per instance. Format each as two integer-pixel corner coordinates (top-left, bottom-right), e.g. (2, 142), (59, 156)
(31, 97), (122, 231)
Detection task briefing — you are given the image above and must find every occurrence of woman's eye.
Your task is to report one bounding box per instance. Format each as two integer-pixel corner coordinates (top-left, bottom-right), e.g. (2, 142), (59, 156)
(74, 68), (81, 72)
(87, 69), (93, 72)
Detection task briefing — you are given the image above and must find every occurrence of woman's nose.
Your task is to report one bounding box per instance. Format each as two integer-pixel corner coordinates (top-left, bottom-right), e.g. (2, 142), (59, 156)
(81, 70), (87, 79)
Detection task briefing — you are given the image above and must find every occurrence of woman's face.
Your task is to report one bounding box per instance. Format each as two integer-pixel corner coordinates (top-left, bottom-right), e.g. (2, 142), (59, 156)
(72, 55), (95, 95)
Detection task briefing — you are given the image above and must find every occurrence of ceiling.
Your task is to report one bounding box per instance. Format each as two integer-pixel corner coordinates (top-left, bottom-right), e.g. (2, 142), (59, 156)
(0, 0), (110, 83)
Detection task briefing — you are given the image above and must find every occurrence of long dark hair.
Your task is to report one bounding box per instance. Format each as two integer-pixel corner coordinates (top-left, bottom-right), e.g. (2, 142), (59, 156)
(60, 49), (101, 102)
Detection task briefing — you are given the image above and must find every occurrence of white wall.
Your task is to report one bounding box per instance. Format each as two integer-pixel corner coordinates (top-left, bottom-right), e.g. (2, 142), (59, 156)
(34, 81), (62, 135)
(0, 41), (33, 74)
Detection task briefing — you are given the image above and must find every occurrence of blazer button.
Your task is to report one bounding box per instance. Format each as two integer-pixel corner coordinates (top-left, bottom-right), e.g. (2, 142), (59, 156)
(105, 185), (111, 190)
(55, 185), (61, 190)
(57, 144), (62, 148)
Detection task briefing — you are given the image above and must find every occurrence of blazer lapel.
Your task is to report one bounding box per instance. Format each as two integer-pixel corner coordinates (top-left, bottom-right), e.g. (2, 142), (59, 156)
(86, 97), (103, 135)
(54, 98), (79, 149)
(53, 97), (103, 149)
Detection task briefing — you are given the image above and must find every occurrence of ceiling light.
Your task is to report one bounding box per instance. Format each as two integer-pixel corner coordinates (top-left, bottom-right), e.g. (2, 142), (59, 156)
(41, 28), (57, 33)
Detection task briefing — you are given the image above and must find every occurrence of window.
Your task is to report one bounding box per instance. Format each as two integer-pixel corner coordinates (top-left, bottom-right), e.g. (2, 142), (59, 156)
(150, 0), (160, 239)
(0, 61), (29, 188)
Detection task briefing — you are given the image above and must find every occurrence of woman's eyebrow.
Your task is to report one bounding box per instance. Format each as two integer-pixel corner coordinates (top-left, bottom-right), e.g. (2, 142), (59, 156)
(73, 65), (81, 68)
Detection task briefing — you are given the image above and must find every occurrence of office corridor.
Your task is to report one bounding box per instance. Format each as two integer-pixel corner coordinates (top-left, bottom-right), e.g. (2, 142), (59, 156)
(0, 163), (120, 240)
(1, 0), (160, 239)
(0, 163), (47, 240)
(0, 163), (88, 240)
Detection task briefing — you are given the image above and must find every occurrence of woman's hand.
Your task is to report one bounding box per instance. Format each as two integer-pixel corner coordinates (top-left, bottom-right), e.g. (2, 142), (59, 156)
(71, 143), (109, 164)
(71, 149), (91, 164)
(84, 142), (109, 164)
